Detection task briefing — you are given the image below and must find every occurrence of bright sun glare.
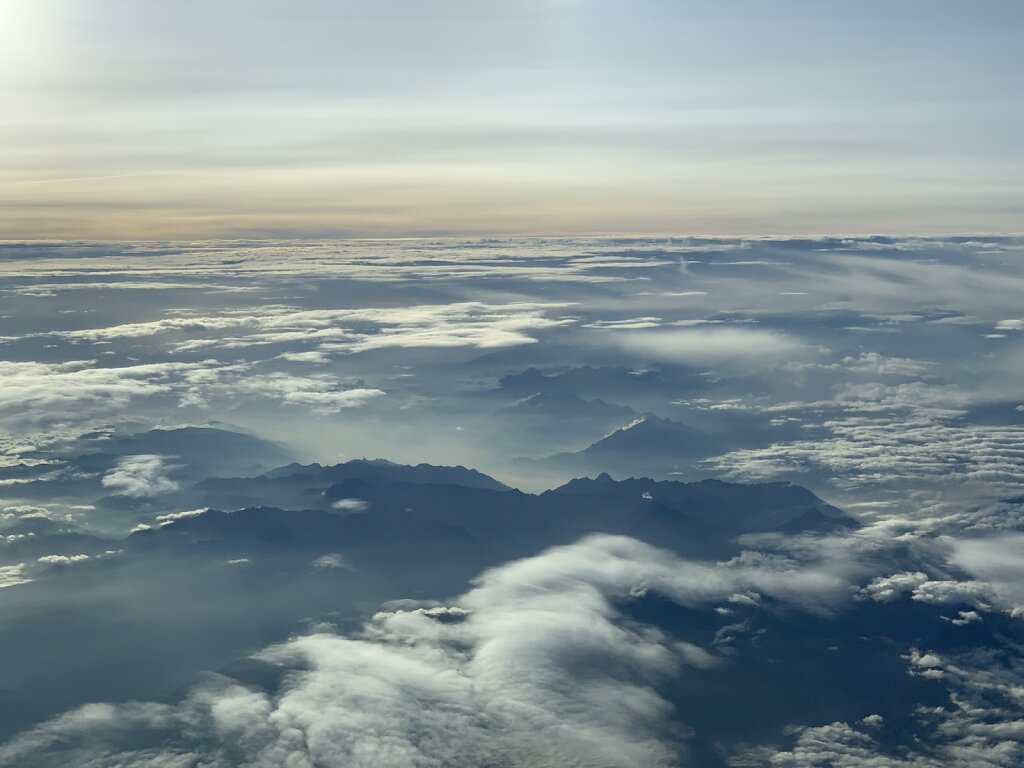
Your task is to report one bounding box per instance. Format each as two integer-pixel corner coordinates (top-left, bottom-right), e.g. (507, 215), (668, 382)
(0, 1), (43, 63)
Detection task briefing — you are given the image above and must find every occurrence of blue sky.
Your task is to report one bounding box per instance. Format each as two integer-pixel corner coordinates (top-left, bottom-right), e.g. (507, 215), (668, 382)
(1, 0), (1021, 238)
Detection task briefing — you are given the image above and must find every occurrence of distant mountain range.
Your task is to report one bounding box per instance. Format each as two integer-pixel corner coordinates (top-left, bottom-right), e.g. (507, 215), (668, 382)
(496, 365), (709, 402)
(499, 390), (636, 425)
(517, 412), (724, 480)
(141, 447), (857, 570)
(3, 422), (858, 575)
(2, 425), (852, 554)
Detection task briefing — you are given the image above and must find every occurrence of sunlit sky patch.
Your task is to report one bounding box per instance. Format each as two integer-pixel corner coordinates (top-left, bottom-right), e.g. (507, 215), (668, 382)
(1, 0), (1022, 239)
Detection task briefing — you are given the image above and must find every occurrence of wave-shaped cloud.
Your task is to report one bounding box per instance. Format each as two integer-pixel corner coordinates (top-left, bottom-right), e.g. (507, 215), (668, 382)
(0, 533), (872, 767)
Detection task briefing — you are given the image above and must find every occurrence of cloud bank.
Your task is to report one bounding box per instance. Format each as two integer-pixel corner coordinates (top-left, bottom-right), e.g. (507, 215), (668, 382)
(0, 533), (871, 767)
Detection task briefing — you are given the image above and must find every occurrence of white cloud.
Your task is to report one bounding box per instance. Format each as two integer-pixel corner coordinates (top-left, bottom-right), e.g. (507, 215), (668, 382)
(101, 455), (180, 498)
(737, 644), (1024, 766)
(228, 374), (385, 413)
(325, 302), (575, 354)
(312, 553), (351, 570)
(43, 302), (576, 356)
(1, 505), (55, 529)
(947, 534), (1024, 617)
(995, 319), (1024, 331)
(0, 563), (30, 590)
(612, 327), (806, 367)
(583, 317), (663, 330)
(0, 241), (660, 287)
(950, 610), (981, 626)
(839, 352), (934, 377)
(910, 578), (993, 609)
(858, 571), (929, 602)
(37, 554), (90, 565)
(0, 360), (203, 430)
(706, 412), (1024, 503)
(331, 499), (369, 512)
(857, 535), (1024, 620)
(154, 508), (208, 526)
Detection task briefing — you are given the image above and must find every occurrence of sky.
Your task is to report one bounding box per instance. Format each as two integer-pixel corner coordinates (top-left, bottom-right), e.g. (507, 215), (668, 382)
(1, 0), (1022, 239)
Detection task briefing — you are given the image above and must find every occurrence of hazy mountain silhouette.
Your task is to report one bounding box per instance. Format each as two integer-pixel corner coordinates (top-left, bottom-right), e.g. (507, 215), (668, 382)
(88, 427), (293, 478)
(519, 413), (724, 480)
(147, 460), (857, 569)
(497, 365), (709, 401)
(499, 391), (636, 423)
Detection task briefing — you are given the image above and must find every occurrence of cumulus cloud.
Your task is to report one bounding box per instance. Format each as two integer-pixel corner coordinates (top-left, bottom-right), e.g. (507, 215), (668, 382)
(706, 413), (1024, 503)
(910, 578), (994, 609)
(950, 610), (981, 626)
(1, 505), (56, 529)
(857, 535), (1024, 620)
(734, 643), (1024, 767)
(101, 455), (180, 497)
(858, 571), (930, 602)
(37, 554), (91, 565)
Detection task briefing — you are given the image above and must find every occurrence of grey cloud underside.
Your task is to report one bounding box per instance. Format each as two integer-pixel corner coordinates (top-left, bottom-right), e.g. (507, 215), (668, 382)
(2, 237), (1024, 766)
